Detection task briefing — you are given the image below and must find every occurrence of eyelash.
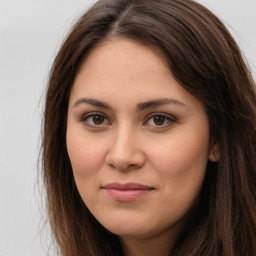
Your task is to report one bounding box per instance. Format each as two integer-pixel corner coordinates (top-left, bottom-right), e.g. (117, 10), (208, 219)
(80, 112), (176, 129)
(144, 113), (176, 128)
(81, 112), (110, 128)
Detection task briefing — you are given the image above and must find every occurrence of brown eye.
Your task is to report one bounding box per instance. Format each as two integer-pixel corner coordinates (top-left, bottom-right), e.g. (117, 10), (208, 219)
(81, 112), (110, 127)
(153, 115), (166, 126)
(92, 115), (105, 125)
(145, 113), (176, 128)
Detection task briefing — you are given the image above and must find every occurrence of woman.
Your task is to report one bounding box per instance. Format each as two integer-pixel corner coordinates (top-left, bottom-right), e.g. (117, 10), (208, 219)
(42, 0), (256, 255)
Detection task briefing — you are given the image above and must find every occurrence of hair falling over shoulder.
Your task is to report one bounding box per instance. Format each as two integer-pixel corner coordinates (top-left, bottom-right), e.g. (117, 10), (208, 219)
(41, 0), (256, 255)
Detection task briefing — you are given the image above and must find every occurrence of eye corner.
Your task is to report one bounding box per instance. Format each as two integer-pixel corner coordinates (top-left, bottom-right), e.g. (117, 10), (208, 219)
(80, 111), (112, 129)
(143, 112), (177, 129)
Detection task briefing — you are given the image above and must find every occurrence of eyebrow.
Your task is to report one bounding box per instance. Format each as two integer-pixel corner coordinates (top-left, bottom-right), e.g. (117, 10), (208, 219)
(72, 97), (187, 111)
(73, 98), (113, 110)
(136, 98), (187, 111)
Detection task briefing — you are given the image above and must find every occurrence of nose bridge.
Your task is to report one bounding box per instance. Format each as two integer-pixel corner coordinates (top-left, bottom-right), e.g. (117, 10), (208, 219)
(105, 122), (145, 170)
(115, 122), (134, 151)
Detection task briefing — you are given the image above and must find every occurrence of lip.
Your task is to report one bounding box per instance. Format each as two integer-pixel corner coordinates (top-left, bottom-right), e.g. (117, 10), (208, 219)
(102, 183), (155, 202)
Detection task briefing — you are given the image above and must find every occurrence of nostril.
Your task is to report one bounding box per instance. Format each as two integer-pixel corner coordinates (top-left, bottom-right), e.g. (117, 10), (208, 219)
(109, 163), (141, 172)
(105, 132), (146, 171)
(105, 150), (146, 171)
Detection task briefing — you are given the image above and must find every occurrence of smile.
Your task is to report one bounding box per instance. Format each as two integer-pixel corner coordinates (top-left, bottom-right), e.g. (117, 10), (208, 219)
(102, 183), (155, 202)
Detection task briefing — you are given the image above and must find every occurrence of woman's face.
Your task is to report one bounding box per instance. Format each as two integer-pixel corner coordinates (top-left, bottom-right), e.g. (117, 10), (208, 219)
(66, 39), (217, 246)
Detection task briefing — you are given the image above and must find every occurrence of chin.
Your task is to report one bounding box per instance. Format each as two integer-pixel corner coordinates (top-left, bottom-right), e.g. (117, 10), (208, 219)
(99, 216), (153, 238)
(110, 226), (153, 239)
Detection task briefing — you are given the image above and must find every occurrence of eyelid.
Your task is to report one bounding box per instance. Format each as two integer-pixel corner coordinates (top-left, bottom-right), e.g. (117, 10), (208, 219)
(79, 111), (176, 129)
(146, 112), (176, 121)
(81, 111), (112, 127)
(143, 112), (177, 127)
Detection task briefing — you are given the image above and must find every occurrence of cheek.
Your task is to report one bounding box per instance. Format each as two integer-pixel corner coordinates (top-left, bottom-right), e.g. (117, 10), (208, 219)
(149, 135), (209, 175)
(66, 129), (106, 179)
(66, 130), (107, 205)
(147, 129), (209, 205)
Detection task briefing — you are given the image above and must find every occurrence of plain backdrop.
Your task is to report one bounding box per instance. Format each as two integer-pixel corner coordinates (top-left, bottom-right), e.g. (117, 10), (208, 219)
(0, 1), (255, 255)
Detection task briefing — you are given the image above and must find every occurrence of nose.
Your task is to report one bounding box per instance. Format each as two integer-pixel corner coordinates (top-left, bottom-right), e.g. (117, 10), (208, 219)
(105, 126), (146, 171)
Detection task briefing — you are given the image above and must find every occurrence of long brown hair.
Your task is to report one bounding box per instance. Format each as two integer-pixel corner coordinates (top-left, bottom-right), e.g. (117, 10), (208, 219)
(42, 0), (256, 255)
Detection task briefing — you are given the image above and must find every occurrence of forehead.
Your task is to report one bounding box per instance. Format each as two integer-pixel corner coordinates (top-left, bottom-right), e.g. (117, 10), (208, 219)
(77, 38), (169, 80)
(70, 38), (205, 113)
(72, 39), (172, 94)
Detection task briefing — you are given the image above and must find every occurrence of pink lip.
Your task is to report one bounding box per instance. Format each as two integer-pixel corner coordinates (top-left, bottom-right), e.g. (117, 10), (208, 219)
(102, 183), (154, 202)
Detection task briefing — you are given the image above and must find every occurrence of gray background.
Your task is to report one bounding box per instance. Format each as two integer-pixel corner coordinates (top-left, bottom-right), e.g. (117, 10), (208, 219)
(0, 1), (255, 255)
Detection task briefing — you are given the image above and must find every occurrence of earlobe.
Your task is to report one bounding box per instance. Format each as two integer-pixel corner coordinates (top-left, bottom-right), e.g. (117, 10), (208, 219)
(209, 141), (220, 162)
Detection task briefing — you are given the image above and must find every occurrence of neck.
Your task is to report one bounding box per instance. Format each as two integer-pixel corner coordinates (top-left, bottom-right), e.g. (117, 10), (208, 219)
(120, 228), (181, 256)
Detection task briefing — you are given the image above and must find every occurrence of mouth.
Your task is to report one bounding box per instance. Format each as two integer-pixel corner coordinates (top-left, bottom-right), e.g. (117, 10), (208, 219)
(102, 182), (155, 202)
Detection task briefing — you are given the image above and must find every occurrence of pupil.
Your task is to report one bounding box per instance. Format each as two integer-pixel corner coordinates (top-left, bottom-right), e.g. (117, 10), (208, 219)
(93, 115), (104, 125)
(154, 116), (165, 125)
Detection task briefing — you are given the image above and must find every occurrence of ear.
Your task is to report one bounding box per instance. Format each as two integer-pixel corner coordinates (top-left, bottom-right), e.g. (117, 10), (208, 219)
(208, 140), (220, 162)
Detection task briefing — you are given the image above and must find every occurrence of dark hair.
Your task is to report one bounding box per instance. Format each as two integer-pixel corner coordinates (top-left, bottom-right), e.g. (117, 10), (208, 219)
(42, 0), (256, 255)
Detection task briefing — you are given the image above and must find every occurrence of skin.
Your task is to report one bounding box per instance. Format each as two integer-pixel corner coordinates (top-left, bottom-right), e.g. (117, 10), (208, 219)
(66, 38), (218, 256)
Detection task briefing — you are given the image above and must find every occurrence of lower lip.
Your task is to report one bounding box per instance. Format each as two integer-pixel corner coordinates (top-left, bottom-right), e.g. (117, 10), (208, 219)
(104, 188), (153, 201)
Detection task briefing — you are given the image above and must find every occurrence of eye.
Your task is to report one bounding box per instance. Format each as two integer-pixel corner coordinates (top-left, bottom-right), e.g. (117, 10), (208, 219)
(81, 112), (110, 127)
(144, 113), (176, 128)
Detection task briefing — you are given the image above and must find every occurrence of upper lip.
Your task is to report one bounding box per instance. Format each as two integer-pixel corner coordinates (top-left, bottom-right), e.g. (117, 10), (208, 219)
(102, 182), (155, 190)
